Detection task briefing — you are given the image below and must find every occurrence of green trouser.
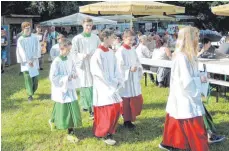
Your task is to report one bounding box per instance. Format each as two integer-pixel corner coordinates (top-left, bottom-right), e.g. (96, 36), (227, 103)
(80, 87), (93, 113)
(51, 101), (82, 129)
(23, 71), (38, 96)
(203, 104), (217, 133)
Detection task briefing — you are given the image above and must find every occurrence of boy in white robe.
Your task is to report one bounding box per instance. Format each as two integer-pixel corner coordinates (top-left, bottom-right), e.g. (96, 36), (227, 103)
(116, 30), (144, 129)
(72, 17), (101, 119)
(91, 30), (124, 145)
(50, 34), (64, 61)
(49, 39), (82, 143)
(16, 22), (41, 102)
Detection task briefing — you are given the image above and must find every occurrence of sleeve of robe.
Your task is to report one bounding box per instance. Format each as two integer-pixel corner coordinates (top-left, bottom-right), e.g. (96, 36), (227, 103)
(91, 51), (117, 93)
(49, 60), (69, 93)
(35, 37), (41, 59)
(175, 54), (201, 99)
(115, 49), (131, 82)
(71, 36), (85, 69)
(16, 39), (27, 63)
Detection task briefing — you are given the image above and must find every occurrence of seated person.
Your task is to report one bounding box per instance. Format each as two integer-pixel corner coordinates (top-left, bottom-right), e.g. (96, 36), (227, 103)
(152, 37), (172, 87)
(217, 35), (229, 55)
(136, 35), (154, 83)
(198, 38), (216, 58)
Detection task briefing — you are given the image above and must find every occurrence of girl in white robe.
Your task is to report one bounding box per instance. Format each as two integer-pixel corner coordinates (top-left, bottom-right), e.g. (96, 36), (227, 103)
(49, 39), (82, 143)
(115, 30), (144, 129)
(90, 30), (124, 146)
(71, 18), (101, 118)
(16, 22), (41, 102)
(159, 26), (209, 151)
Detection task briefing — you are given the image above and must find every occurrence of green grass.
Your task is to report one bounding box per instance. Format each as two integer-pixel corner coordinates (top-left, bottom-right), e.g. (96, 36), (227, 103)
(1, 58), (229, 151)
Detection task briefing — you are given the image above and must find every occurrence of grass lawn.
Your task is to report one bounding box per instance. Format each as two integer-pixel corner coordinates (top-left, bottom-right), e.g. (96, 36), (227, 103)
(1, 58), (229, 151)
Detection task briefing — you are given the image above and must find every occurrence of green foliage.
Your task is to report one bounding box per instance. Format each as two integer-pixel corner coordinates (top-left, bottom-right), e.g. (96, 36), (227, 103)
(1, 56), (229, 151)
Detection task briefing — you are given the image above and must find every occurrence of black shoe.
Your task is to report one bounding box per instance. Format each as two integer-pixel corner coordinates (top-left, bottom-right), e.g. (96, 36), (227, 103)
(208, 134), (226, 144)
(124, 121), (136, 129)
(28, 96), (33, 102)
(89, 112), (94, 120)
(158, 82), (164, 88)
(1, 70), (4, 74)
(83, 108), (88, 112)
(40, 68), (43, 70)
(158, 143), (174, 151)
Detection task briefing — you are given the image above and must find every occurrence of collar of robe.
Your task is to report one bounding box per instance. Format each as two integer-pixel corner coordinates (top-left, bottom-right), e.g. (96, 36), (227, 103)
(82, 32), (91, 38)
(22, 34), (31, 38)
(59, 55), (67, 61)
(99, 45), (109, 52)
(122, 44), (131, 50)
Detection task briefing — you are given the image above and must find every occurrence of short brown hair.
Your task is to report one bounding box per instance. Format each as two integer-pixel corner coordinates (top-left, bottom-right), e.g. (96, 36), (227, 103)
(83, 17), (93, 24)
(99, 29), (114, 42)
(122, 29), (135, 39)
(21, 22), (31, 30)
(59, 38), (71, 49)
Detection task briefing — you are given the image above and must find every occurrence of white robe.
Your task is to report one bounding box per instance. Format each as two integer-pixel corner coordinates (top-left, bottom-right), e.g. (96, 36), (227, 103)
(116, 46), (143, 97)
(91, 48), (124, 106)
(50, 44), (60, 61)
(166, 52), (205, 119)
(16, 34), (41, 72)
(71, 33), (101, 87)
(49, 56), (81, 103)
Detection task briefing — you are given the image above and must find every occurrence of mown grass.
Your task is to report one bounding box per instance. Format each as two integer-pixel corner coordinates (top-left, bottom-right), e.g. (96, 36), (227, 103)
(1, 56), (229, 151)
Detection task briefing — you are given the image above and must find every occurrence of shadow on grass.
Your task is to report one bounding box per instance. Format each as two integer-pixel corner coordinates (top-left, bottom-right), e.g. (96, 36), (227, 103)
(114, 117), (165, 145)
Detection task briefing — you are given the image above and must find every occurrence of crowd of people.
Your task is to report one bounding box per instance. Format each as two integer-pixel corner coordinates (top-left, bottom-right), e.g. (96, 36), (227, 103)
(4, 16), (227, 150)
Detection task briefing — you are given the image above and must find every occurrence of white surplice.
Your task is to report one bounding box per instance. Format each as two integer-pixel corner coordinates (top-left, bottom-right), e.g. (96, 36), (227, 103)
(115, 46), (143, 97)
(71, 33), (101, 87)
(91, 47), (124, 106)
(16, 34), (41, 72)
(49, 56), (81, 103)
(166, 52), (205, 119)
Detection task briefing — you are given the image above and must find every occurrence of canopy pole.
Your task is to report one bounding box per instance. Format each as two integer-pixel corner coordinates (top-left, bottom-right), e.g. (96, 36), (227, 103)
(130, 13), (133, 29)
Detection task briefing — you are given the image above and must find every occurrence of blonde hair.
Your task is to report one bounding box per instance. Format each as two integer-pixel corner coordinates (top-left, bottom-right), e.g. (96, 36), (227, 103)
(21, 22), (31, 30)
(174, 26), (199, 65)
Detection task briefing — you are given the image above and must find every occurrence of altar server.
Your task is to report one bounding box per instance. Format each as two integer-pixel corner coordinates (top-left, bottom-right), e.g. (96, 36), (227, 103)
(49, 38), (82, 143)
(16, 22), (41, 102)
(159, 26), (209, 151)
(115, 30), (144, 129)
(72, 17), (101, 119)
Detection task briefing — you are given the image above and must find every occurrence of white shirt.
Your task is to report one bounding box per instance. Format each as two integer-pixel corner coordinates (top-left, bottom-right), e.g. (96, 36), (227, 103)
(152, 47), (169, 60)
(116, 45), (143, 97)
(166, 52), (205, 119)
(91, 47), (124, 106)
(71, 33), (101, 87)
(136, 43), (152, 59)
(49, 56), (80, 103)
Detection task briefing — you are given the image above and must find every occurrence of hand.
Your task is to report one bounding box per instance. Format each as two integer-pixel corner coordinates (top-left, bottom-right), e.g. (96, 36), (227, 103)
(130, 66), (137, 72)
(28, 62), (34, 67)
(200, 75), (207, 83)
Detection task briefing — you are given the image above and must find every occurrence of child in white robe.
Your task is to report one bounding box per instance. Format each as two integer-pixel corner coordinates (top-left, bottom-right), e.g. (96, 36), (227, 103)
(116, 30), (144, 129)
(49, 38), (82, 143)
(91, 30), (124, 145)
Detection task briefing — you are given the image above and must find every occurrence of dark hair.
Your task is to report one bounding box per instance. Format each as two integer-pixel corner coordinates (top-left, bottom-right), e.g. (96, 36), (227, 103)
(99, 29), (114, 42)
(203, 38), (211, 44)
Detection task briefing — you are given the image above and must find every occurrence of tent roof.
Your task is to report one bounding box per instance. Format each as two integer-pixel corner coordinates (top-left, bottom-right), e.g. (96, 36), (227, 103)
(40, 13), (117, 26)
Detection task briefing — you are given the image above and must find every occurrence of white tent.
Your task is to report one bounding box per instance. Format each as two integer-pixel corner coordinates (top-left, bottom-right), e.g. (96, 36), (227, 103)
(101, 15), (136, 22)
(40, 13), (117, 26)
(137, 15), (176, 21)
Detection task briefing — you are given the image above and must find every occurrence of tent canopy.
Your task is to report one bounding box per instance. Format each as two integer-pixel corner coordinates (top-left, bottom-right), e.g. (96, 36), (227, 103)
(211, 4), (229, 16)
(40, 13), (117, 26)
(80, 1), (185, 15)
